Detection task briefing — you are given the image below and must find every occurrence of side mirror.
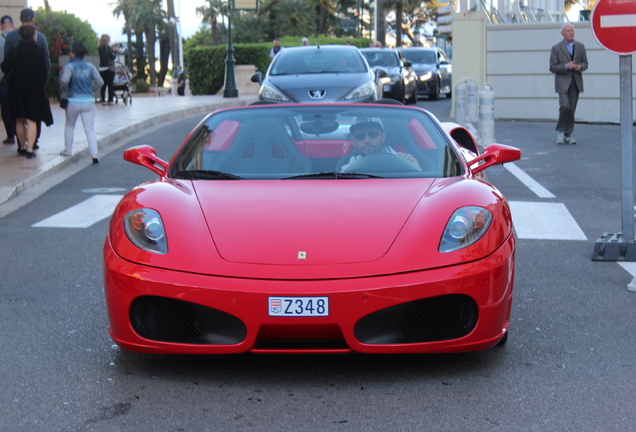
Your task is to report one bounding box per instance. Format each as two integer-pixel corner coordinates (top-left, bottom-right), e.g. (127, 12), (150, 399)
(404, 60), (412, 68)
(123, 145), (169, 177)
(469, 144), (521, 175)
(251, 71), (263, 84)
(374, 68), (388, 82)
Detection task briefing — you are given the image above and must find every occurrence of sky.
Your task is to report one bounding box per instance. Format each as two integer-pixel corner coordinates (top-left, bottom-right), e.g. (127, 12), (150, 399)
(27, 0), (208, 42)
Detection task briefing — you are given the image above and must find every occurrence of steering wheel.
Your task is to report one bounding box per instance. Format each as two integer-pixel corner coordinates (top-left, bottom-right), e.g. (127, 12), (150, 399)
(343, 151), (422, 173)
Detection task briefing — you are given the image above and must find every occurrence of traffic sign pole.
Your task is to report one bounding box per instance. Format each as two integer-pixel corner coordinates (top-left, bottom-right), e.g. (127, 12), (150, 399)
(619, 55), (634, 243)
(591, 0), (636, 263)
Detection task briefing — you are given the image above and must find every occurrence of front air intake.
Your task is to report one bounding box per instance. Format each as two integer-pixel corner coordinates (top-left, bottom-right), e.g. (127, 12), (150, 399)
(130, 296), (246, 345)
(354, 294), (478, 344)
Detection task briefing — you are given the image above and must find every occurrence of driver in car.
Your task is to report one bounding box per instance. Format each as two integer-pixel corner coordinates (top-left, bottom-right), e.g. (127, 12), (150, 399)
(340, 117), (420, 172)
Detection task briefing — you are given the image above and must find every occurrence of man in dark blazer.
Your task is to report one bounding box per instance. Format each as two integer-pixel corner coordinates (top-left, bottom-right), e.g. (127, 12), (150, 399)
(550, 24), (588, 145)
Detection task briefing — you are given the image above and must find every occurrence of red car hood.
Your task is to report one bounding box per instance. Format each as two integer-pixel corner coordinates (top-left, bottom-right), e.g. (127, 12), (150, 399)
(193, 180), (434, 266)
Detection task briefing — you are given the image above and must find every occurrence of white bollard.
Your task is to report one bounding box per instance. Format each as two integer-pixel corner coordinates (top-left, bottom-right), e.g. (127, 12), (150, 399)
(478, 83), (495, 146)
(465, 78), (479, 123)
(453, 79), (468, 126)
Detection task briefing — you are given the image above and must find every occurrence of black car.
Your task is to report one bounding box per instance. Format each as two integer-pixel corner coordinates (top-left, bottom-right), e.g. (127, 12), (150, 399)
(251, 45), (380, 103)
(399, 47), (452, 100)
(359, 48), (418, 104)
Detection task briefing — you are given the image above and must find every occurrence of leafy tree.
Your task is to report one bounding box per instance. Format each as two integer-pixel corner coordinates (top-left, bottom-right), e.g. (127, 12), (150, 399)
(387, 0), (432, 46)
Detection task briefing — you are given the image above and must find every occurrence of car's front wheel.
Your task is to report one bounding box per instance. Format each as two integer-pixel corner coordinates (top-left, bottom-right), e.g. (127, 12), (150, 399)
(429, 78), (440, 100)
(495, 331), (508, 347)
(396, 81), (406, 103)
(406, 84), (417, 104)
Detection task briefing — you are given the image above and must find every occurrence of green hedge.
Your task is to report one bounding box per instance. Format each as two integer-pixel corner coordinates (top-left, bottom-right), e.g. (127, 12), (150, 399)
(186, 44), (271, 96)
(185, 38), (372, 96)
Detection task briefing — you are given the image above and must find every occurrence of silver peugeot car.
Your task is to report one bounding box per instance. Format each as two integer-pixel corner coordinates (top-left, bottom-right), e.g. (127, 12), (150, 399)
(251, 45), (380, 103)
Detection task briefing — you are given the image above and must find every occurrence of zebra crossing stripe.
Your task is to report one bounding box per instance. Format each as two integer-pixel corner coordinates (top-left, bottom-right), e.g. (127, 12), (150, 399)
(509, 201), (587, 241)
(32, 195), (123, 228)
(504, 163), (556, 199)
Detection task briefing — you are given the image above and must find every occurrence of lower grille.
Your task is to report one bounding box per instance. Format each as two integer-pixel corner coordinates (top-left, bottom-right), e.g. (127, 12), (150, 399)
(130, 296), (246, 345)
(354, 294), (478, 344)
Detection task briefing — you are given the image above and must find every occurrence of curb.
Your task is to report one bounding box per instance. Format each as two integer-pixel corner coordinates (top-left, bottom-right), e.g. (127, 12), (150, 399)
(0, 97), (258, 206)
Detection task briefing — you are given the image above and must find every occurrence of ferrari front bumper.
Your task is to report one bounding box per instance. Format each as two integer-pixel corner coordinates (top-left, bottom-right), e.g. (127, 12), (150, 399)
(104, 234), (515, 354)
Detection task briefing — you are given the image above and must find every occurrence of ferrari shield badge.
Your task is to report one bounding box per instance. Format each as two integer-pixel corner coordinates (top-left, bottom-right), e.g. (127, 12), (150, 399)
(298, 251), (307, 259)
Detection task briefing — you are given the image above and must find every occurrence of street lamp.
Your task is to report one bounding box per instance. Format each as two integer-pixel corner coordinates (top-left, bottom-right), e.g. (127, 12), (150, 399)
(223, 0), (239, 98)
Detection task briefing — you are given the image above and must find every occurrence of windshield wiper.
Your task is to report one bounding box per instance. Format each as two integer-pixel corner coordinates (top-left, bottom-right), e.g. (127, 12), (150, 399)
(174, 170), (245, 180)
(282, 171), (384, 180)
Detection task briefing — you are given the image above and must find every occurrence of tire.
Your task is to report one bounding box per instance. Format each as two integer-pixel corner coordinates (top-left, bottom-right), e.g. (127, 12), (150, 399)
(429, 79), (440, 100)
(406, 84), (417, 104)
(396, 82), (406, 104)
(495, 331), (508, 347)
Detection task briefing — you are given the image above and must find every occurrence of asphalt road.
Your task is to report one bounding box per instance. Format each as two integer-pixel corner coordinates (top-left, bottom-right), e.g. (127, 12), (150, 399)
(0, 98), (635, 431)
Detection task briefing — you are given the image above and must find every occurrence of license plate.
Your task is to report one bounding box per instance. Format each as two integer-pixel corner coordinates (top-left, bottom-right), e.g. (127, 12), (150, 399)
(383, 84), (392, 91)
(268, 297), (329, 317)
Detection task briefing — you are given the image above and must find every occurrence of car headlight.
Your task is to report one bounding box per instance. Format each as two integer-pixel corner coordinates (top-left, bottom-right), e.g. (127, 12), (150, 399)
(419, 72), (433, 81)
(123, 208), (168, 254)
(439, 206), (492, 253)
(345, 81), (376, 100)
(380, 77), (392, 84)
(260, 83), (290, 102)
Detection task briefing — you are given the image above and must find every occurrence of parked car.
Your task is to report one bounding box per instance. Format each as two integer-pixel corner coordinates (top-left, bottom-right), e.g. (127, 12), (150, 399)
(104, 102), (521, 355)
(251, 45), (380, 103)
(360, 48), (418, 104)
(399, 47), (452, 100)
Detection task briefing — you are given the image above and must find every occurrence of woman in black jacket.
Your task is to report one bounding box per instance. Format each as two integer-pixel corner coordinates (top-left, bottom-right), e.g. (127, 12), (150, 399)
(1, 25), (52, 158)
(97, 34), (118, 105)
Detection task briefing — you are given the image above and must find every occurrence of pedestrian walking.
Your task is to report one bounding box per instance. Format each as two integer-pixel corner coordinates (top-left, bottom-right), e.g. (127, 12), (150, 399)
(176, 66), (186, 96)
(98, 34), (118, 105)
(269, 38), (283, 59)
(0, 25), (53, 158)
(549, 24), (588, 145)
(301, 37), (310, 46)
(0, 14), (15, 145)
(60, 42), (103, 164)
(3, 8), (50, 151)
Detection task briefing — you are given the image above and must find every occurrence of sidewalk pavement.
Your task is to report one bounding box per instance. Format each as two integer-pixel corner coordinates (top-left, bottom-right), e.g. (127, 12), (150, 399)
(0, 94), (259, 206)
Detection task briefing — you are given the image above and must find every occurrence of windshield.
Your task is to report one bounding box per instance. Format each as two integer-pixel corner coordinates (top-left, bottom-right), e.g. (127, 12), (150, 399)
(169, 105), (462, 180)
(362, 51), (399, 68)
(270, 48), (368, 75)
(402, 50), (436, 64)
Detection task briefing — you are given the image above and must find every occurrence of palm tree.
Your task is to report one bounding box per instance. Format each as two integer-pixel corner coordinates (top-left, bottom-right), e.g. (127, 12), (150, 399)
(311, 0), (336, 35)
(196, 0), (226, 46)
(129, 0), (165, 86)
(233, 12), (269, 43)
(166, 0), (176, 69)
(376, 0), (387, 46)
(111, 0), (135, 73)
(272, 0), (314, 37)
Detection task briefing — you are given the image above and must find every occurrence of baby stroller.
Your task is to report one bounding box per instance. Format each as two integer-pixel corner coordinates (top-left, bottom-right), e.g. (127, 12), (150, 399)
(113, 61), (133, 105)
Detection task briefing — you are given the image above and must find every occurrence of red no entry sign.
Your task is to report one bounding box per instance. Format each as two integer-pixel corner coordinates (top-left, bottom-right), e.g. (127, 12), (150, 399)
(592, 0), (636, 54)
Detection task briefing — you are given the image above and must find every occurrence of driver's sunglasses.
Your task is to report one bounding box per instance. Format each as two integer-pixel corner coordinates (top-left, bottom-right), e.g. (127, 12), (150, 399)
(353, 130), (381, 140)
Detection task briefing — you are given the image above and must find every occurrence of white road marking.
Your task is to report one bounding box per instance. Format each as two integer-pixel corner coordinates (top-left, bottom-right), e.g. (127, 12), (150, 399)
(32, 195), (123, 228)
(509, 201), (587, 240)
(504, 163), (556, 198)
(618, 263), (636, 292)
(601, 14), (636, 28)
